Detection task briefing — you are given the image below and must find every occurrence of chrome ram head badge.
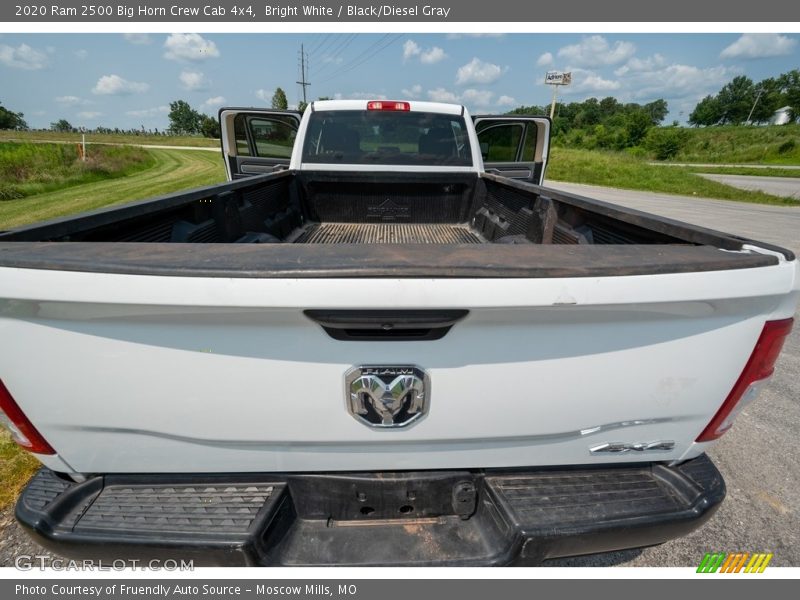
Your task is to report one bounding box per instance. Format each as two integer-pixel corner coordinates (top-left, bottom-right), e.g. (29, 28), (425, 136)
(345, 366), (429, 428)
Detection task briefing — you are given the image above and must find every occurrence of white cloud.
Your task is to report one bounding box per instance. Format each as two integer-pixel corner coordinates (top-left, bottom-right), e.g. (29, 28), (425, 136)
(460, 88), (495, 107)
(427, 87), (460, 103)
(333, 92), (388, 100)
(456, 58), (505, 85)
(426, 87), (511, 109)
(163, 33), (219, 62)
(402, 40), (421, 61)
(321, 54), (344, 65)
(626, 64), (733, 100)
(614, 54), (666, 76)
(558, 35), (636, 67)
(720, 33), (797, 59)
(536, 52), (554, 67)
(255, 89), (271, 102)
(55, 95), (87, 106)
(0, 43), (48, 70)
(201, 96), (226, 110)
(420, 47), (447, 64)
(92, 74), (149, 95)
(77, 111), (102, 120)
(74, 49), (88, 60)
(179, 70), (209, 91)
(125, 106), (169, 118)
(401, 84), (423, 98)
(123, 33), (151, 45)
(561, 68), (621, 95)
(403, 39), (447, 64)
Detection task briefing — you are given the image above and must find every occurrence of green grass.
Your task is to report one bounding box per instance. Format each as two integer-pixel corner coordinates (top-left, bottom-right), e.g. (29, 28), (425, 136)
(0, 142), (155, 200)
(0, 430), (40, 509)
(670, 124), (800, 165)
(0, 147), (226, 229)
(0, 130), (219, 148)
(680, 166), (800, 178)
(547, 148), (798, 206)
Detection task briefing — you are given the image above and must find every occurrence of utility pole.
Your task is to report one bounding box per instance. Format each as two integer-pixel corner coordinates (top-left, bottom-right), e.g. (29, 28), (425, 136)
(296, 44), (310, 105)
(746, 88), (764, 125)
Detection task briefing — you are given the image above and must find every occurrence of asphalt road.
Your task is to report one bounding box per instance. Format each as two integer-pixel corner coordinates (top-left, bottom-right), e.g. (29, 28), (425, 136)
(544, 181), (800, 567)
(696, 173), (800, 199)
(0, 182), (798, 568)
(549, 181), (800, 255)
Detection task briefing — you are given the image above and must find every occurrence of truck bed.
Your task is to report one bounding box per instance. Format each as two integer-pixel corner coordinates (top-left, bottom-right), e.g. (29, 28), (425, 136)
(292, 222), (485, 244)
(0, 170), (793, 277)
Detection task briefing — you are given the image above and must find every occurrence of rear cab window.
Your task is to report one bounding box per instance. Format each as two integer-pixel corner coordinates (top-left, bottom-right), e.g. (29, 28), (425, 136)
(301, 110), (473, 167)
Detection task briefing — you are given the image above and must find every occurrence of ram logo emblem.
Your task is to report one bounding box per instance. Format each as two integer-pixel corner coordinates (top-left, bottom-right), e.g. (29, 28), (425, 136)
(345, 366), (429, 428)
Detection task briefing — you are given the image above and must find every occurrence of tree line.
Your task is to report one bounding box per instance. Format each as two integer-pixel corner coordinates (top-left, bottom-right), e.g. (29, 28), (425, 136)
(0, 101), (27, 130)
(689, 70), (799, 126)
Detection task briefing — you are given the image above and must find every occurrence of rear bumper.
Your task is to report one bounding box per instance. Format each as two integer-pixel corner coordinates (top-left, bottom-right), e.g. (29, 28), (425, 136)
(16, 455), (725, 566)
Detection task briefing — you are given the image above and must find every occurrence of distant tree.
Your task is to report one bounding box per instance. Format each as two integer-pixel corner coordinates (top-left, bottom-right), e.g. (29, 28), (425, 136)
(716, 76), (757, 124)
(199, 114), (221, 138)
(689, 95), (723, 127)
(271, 87), (288, 110)
(779, 69), (800, 122)
(624, 109), (655, 146)
(643, 99), (669, 125)
(50, 119), (74, 132)
(0, 101), (27, 129)
(297, 101), (308, 113)
(168, 100), (201, 135)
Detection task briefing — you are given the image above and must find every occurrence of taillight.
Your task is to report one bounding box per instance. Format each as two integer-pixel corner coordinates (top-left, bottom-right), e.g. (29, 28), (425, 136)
(0, 379), (55, 455)
(367, 100), (410, 111)
(696, 318), (794, 442)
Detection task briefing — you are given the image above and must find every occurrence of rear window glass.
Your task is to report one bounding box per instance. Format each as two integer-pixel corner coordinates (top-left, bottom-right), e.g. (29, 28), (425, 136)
(301, 110), (472, 166)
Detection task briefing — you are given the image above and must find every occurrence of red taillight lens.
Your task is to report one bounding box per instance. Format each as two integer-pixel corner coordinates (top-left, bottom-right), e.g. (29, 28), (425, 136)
(696, 318), (794, 442)
(367, 101), (410, 111)
(0, 379), (55, 455)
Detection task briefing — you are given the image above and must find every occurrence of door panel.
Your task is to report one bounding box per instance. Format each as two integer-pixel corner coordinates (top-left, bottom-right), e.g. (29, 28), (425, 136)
(473, 116), (550, 184)
(219, 109), (301, 180)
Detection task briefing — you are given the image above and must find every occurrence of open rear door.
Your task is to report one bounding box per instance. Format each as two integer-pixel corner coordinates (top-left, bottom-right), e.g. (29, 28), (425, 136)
(219, 108), (301, 180)
(472, 115), (550, 184)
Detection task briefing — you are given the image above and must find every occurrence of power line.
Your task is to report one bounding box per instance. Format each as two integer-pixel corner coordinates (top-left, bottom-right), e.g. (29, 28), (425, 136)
(310, 33), (358, 75)
(307, 34), (331, 56)
(309, 33), (337, 58)
(316, 34), (402, 85)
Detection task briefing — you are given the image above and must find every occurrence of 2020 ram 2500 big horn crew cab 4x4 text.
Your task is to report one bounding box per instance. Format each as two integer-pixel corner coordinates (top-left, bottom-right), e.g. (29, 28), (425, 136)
(0, 100), (797, 566)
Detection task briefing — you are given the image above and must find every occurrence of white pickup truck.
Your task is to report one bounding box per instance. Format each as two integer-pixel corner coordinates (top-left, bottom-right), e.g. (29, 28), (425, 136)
(1, 100), (797, 566)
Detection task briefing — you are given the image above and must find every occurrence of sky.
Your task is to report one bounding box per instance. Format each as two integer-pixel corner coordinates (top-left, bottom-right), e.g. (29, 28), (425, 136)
(0, 32), (797, 130)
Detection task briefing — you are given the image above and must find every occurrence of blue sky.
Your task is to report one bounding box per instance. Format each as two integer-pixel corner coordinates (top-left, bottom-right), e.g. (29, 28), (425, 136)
(0, 32), (797, 129)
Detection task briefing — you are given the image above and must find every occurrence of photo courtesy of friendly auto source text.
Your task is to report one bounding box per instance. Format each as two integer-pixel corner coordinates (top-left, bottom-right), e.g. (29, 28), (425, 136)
(0, 0), (799, 591)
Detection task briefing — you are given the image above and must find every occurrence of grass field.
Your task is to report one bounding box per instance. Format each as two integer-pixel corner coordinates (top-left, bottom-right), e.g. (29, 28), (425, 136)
(0, 430), (40, 510)
(0, 147), (226, 229)
(0, 142), (154, 200)
(670, 124), (800, 165)
(0, 130), (219, 148)
(547, 148), (798, 205)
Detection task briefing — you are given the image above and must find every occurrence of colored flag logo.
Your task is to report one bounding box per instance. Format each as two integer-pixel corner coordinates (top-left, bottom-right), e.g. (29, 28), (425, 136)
(697, 552), (773, 573)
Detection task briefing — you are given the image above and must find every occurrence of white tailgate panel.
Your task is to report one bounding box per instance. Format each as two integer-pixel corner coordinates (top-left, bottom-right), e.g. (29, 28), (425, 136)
(0, 263), (796, 473)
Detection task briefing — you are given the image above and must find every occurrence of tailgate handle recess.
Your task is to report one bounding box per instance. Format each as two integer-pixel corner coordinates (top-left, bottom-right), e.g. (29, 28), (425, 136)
(304, 309), (469, 341)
